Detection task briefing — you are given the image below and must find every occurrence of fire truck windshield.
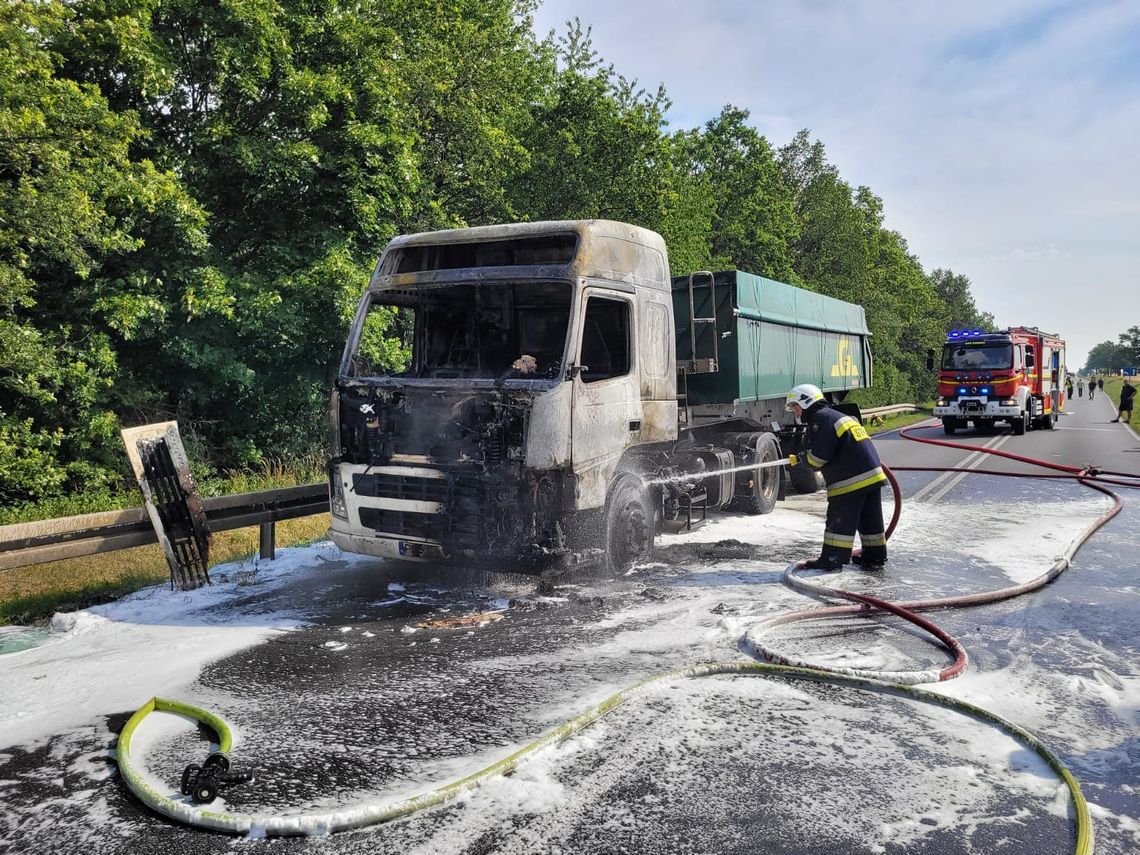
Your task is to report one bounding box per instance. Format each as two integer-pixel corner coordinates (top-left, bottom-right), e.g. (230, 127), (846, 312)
(941, 344), (1013, 370)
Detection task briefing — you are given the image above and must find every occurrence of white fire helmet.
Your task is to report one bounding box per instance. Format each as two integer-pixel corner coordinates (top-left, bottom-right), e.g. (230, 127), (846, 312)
(785, 383), (824, 412)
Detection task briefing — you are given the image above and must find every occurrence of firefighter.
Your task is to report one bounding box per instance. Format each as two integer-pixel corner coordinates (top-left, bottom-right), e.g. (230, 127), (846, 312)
(785, 383), (888, 571)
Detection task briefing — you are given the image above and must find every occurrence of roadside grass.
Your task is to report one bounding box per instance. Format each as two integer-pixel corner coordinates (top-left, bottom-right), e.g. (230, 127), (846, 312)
(0, 513), (331, 627)
(1, 456), (329, 625)
(866, 405), (935, 435)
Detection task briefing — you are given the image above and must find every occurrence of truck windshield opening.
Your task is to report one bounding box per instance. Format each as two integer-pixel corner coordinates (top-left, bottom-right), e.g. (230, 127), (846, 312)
(348, 283), (571, 380)
(941, 344), (1013, 370)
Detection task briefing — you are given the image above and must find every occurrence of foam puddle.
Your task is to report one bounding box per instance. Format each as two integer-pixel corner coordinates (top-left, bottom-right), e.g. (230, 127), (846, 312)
(0, 625), (50, 655)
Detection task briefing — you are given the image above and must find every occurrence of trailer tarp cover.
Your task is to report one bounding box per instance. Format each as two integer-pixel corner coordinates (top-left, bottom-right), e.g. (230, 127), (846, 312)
(672, 270), (873, 405)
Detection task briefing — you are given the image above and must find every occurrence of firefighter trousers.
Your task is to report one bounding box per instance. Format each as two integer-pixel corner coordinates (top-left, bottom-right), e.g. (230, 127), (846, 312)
(820, 485), (887, 566)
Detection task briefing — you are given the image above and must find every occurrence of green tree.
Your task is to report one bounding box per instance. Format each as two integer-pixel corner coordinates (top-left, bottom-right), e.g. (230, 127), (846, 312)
(505, 19), (675, 229)
(0, 1), (203, 502)
(930, 268), (994, 332)
(57, 0), (422, 464)
(778, 131), (945, 404)
(389, 0), (550, 229)
(1117, 325), (1140, 367)
(669, 107), (798, 281)
(1085, 340), (1129, 374)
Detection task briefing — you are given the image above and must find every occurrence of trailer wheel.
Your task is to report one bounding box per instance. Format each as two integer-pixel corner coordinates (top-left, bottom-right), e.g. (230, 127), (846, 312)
(602, 474), (654, 576)
(733, 433), (780, 515)
(788, 463), (825, 494)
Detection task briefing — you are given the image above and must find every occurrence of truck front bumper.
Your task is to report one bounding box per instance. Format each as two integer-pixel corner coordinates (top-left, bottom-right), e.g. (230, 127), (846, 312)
(329, 525), (446, 562)
(933, 398), (1021, 419)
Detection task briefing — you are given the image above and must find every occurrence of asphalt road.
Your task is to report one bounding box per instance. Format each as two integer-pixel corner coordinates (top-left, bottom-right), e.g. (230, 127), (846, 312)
(1, 394), (1137, 855)
(876, 391), (1140, 495)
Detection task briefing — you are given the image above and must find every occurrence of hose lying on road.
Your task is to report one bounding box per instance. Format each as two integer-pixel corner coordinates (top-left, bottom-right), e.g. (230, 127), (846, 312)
(117, 425), (1122, 850)
(744, 462), (1127, 685)
(118, 662), (1091, 851)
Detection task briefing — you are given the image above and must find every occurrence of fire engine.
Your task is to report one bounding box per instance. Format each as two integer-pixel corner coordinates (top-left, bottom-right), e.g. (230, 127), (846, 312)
(930, 326), (1066, 436)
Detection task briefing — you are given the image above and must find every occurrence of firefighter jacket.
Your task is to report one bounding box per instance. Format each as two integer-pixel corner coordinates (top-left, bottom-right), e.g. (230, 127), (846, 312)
(801, 403), (886, 498)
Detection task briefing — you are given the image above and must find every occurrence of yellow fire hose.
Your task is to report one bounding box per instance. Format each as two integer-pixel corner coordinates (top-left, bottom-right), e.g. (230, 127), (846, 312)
(117, 663), (1091, 851)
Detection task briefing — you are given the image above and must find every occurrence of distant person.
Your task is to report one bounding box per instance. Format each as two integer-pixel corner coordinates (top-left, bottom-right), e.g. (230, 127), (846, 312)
(1098, 378), (1105, 392)
(1077, 377), (1085, 397)
(1066, 377), (1074, 400)
(1112, 380), (1135, 424)
(1089, 378), (1096, 400)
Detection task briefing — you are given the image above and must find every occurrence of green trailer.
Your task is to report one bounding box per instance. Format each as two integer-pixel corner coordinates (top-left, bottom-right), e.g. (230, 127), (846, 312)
(672, 270), (872, 407)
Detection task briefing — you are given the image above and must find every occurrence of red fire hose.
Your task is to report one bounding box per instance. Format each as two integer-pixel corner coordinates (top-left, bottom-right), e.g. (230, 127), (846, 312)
(744, 424), (1138, 684)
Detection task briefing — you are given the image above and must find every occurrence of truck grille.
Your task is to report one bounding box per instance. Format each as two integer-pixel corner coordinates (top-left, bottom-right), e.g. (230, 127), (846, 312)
(353, 471), (486, 544)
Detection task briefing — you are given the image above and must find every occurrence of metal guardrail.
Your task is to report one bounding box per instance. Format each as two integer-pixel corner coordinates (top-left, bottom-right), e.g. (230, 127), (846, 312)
(862, 403), (921, 419)
(0, 483), (328, 572)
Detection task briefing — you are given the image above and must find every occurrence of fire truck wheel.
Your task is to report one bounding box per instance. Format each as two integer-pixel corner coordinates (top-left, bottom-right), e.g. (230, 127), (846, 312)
(942, 417), (959, 436)
(1012, 408), (1028, 435)
(733, 433), (780, 515)
(1043, 410), (1056, 430)
(602, 474), (655, 576)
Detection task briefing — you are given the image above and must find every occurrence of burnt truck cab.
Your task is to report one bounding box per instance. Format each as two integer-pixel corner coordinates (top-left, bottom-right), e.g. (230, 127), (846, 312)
(932, 326), (1065, 435)
(328, 220), (678, 566)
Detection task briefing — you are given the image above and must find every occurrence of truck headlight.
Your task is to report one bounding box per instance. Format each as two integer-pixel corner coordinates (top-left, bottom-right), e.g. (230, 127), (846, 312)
(999, 398), (1016, 406)
(330, 471), (348, 520)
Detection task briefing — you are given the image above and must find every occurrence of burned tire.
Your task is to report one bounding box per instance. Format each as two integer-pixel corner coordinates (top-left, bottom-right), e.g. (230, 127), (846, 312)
(788, 464), (825, 495)
(733, 433), (780, 515)
(603, 473), (655, 576)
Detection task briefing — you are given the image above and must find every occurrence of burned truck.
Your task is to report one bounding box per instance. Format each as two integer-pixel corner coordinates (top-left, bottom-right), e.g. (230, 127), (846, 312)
(328, 220), (872, 574)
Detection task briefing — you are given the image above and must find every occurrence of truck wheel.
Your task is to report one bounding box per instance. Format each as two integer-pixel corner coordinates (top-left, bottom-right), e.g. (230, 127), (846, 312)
(788, 464), (824, 494)
(1012, 408), (1027, 435)
(733, 433), (780, 515)
(603, 474), (654, 576)
(1044, 410), (1056, 430)
(942, 417), (958, 435)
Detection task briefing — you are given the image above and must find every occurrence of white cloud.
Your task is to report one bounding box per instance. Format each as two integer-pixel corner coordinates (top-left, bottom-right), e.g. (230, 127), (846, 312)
(530, 0), (1140, 364)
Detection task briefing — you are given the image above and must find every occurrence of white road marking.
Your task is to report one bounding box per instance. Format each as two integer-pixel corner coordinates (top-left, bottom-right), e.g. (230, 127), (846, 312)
(1055, 427), (1117, 432)
(910, 432), (1010, 504)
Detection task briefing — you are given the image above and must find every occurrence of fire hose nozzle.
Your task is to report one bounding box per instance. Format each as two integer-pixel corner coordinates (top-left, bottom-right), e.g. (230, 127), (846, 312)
(180, 751), (256, 804)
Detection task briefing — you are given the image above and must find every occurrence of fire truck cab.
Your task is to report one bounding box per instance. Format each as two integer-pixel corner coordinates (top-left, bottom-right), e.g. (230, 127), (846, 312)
(931, 326), (1066, 436)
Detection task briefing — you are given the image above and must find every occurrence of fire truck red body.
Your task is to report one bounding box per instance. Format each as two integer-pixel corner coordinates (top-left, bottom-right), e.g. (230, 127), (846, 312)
(932, 326), (1066, 435)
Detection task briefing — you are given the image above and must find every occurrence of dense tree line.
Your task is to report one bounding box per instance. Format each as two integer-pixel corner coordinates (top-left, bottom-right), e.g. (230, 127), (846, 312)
(1, 1), (993, 505)
(1084, 327), (1140, 374)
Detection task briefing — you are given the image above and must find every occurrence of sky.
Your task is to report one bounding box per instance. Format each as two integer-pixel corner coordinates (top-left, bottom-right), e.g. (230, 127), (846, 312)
(529, 0), (1140, 368)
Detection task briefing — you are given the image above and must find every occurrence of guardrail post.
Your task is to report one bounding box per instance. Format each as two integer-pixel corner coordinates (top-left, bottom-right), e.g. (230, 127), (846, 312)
(259, 522), (276, 561)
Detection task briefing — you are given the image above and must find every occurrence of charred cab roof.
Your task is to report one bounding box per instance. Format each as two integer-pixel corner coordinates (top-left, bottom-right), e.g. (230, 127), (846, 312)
(368, 220), (670, 293)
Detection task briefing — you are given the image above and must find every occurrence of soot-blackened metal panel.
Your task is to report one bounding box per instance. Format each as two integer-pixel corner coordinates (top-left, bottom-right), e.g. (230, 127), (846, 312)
(121, 422), (211, 590)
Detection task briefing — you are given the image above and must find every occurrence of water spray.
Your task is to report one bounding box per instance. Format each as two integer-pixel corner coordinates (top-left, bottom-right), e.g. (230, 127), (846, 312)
(646, 458), (790, 486)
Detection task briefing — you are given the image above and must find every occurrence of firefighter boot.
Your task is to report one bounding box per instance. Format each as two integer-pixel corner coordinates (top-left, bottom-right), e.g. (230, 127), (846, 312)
(802, 557), (844, 572)
(851, 552), (887, 570)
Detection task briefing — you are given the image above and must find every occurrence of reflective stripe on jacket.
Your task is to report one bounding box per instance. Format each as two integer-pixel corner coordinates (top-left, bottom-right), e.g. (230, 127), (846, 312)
(803, 403), (886, 497)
